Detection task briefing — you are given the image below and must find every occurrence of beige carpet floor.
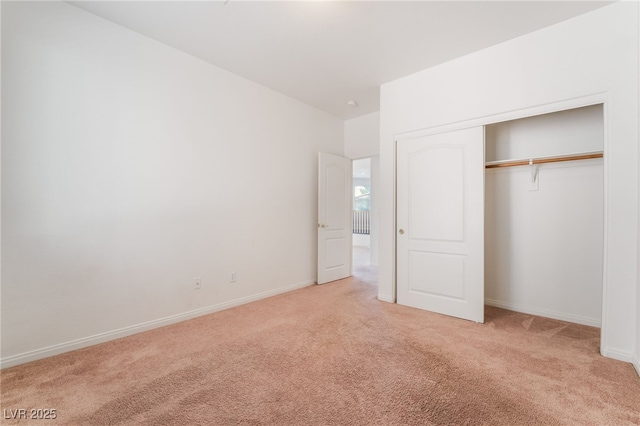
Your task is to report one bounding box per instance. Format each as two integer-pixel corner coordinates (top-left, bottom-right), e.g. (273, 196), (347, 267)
(1, 265), (639, 425)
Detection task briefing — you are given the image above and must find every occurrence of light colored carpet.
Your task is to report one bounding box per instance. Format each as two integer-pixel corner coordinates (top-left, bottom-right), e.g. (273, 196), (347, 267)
(2, 268), (639, 425)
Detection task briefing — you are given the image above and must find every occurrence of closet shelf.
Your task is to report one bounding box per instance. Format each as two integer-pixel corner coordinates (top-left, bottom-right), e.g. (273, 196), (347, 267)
(485, 151), (603, 169)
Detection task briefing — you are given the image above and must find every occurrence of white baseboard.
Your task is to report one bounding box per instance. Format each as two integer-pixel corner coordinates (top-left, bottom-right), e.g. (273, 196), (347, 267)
(485, 298), (601, 327)
(633, 354), (640, 377)
(600, 347), (633, 363)
(0, 279), (315, 369)
(378, 293), (394, 303)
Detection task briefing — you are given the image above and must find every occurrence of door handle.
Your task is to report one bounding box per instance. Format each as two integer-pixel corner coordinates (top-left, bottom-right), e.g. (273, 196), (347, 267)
(318, 223), (329, 228)
(399, 229), (405, 235)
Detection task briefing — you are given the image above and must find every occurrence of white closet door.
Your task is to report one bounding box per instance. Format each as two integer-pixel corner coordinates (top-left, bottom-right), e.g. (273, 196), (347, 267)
(397, 127), (485, 323)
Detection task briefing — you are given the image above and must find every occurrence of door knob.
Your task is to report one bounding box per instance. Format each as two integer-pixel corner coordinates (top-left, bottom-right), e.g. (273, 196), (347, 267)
(398, 229), (405, 235)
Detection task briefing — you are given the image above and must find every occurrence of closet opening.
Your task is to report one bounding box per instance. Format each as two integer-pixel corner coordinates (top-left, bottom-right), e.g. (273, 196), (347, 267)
(484, 104), (604, 330)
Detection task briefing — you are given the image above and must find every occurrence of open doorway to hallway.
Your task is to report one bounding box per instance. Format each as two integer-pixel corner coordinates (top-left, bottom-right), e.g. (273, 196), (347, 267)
(352, 158), (377, 281)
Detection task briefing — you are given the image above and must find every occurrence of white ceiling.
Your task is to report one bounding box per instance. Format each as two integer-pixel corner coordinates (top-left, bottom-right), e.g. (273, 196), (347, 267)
(68, 1), (612, 120)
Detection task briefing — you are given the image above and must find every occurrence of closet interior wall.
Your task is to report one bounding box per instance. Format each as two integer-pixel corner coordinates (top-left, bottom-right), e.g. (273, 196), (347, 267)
(484, 105), (604, 327)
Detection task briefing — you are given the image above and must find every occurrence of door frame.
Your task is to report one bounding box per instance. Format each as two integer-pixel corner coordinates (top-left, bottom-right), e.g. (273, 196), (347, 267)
(393, 92), (609, 354)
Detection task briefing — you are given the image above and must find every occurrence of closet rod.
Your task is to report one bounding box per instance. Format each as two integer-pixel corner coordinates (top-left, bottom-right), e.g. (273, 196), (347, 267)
(485, 151), (603, 169)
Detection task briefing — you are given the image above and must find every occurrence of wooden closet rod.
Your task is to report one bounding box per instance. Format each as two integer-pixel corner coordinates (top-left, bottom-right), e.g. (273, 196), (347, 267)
(485, 151), (603, 169)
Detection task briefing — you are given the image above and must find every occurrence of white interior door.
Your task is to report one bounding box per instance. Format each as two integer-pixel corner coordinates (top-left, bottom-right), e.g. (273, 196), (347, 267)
(397, 127), (485, 323)
(318, 152), (352, 284)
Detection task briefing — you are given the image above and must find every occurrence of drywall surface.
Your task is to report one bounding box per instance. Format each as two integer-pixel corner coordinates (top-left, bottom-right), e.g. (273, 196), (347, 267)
(1, 1), (343, 366)
(485, 159), (604, 326)
(635, 0), (640, 377)
(485, 104), (604, 162)
(380, 2), (638, 360)
(344, 111), (380, 159)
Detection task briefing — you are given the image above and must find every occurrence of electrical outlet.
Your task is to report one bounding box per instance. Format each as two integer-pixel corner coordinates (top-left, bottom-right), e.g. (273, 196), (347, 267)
(230, 272), (236, 283)
(194, 277), (201, 290)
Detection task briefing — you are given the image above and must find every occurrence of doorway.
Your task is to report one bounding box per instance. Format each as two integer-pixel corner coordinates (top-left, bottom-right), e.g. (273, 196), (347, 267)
(352, 157), (379, 284)
(352, 158), (371, 270)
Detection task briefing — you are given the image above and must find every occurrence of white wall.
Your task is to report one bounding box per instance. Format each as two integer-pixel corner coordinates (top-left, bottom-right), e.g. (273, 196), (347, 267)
(380, 2), (638, 361)
(485, 104), (604, 162)
(345, 111), (380, 266)
(1, 1), (343, 367)
(345, 111), (380, 159)
(636, 0), (640, 377)
(485, 160), (604, 326)
(352, 234), (370, 248)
